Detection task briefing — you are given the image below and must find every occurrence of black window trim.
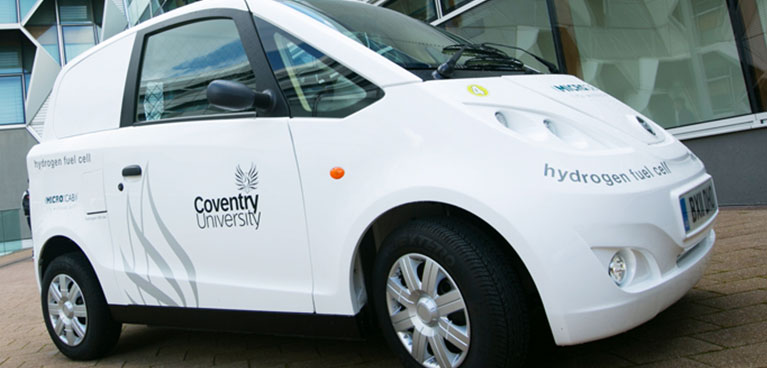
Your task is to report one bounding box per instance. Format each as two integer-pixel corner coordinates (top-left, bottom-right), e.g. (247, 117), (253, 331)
(252, 15), (385, 119)
(120, 8), (290, 128)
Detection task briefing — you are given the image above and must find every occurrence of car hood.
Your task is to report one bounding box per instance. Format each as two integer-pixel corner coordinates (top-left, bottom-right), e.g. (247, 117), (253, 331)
(418, 74), (689, 160)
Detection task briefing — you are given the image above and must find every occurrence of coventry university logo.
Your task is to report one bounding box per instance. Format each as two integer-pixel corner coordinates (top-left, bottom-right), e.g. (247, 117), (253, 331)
(235, 164), (259, 193)
(193, 163), (262, 231)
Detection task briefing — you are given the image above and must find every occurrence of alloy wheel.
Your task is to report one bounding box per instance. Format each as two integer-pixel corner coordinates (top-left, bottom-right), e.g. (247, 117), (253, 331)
(47, 274), (88, 346)
(386, 253), (470, 368)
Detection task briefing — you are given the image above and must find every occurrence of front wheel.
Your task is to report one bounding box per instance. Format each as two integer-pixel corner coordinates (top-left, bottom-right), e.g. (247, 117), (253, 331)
(373, 219), (530, 368)
(41, 253), (122, 360)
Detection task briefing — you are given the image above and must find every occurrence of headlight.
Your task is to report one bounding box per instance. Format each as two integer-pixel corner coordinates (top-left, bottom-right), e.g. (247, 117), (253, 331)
(608, 253), (627, 285)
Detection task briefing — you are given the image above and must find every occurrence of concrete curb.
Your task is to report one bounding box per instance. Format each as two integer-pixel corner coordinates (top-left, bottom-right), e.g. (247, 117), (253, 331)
(0, 248), (33, 269)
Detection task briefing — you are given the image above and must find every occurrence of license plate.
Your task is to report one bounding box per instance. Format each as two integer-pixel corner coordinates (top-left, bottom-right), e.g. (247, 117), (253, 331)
(679, 179), (717, 235)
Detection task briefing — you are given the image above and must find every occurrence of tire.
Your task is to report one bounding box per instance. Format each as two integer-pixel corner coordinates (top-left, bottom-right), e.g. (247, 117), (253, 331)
(373, 219), (530, 368)
(41, 252), (122, 360)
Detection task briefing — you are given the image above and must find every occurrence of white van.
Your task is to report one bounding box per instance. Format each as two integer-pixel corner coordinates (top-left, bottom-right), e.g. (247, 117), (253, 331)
(26, 0), (719, 366)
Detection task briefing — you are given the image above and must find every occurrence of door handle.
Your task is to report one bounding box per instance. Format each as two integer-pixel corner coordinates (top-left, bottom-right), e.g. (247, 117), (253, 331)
(122, 165), (142, 177)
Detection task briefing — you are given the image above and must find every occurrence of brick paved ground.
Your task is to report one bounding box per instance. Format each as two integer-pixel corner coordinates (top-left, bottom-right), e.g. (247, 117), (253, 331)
(0, 208), (765, 367)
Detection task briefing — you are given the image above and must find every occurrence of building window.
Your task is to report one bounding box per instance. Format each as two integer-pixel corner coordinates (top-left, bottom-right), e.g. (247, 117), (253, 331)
(437, 0), (558, 74)
(0, 0), (44, 23)
(126, 0), (195, 26)
(0, 32), (31, 125)
(19, 0), (35, 20)
(59, 0), (93, 22)
(62, 25), (95, 62)
(0, 0), (18, 23)
(380, 0), (437, 22)
(439, 0), (471, 16)
(59, 0), (99, 63)
(558, 0), (751, 129)
(27, 0), (61, 64)
(0, 76), (24, 125)
(733, 0), (767, 112)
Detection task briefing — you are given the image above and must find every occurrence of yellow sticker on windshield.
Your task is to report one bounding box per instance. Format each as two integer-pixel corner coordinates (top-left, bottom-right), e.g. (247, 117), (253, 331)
(468, 84), (488, 97)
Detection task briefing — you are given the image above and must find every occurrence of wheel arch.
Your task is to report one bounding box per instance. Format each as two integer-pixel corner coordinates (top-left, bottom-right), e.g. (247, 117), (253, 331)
(38, 236), (94, 287)
(351, 201), (551, 337)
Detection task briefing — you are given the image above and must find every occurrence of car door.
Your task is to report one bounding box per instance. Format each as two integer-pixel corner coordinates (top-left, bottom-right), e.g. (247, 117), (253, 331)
(102, 8), (314, 313)
(253, 17), (386, 314)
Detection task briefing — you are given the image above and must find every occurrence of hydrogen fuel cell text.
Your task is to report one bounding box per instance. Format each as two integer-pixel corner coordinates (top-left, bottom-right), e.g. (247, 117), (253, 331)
(543, 161), (672, 186)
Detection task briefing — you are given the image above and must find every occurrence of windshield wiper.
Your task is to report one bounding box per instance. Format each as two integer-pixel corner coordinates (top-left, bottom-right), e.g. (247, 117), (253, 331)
(463, 56), (527, 72)
(481, 42), (559, 73)
(432, 44), (511, 79)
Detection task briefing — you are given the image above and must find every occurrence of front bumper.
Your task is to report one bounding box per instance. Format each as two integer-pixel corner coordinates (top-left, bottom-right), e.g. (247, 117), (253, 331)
(500, 170), (718, 345)
(553, 228), (714, 344)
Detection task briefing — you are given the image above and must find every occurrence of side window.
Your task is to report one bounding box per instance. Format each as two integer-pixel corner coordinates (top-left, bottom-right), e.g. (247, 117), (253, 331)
(135, 19), (257, 122)
(255, 19), (383, 118)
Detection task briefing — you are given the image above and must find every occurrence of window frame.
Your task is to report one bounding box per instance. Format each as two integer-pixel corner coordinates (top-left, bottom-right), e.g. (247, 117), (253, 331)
(253, 16), (385, 119)
(120, 8), (290, 127)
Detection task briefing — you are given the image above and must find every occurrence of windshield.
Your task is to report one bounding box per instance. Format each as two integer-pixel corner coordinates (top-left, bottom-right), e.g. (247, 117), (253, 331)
(280, 0), (482, 70)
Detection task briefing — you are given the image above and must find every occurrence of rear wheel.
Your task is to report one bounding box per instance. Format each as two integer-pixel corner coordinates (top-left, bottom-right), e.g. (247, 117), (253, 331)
(41, 253), (122, 360)
(373, 219), (530, 368)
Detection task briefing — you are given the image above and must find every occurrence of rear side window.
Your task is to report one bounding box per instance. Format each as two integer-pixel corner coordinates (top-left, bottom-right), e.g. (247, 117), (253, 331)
(255, 18), (383, 118)
(135, 19), (257, 122)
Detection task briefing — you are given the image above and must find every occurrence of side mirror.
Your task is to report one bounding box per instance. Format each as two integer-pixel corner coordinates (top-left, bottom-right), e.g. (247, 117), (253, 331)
(206, 80), (275, 112)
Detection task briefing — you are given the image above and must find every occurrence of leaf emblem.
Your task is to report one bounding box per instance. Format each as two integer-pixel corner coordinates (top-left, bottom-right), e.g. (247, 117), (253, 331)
(235, 164), (259, 193)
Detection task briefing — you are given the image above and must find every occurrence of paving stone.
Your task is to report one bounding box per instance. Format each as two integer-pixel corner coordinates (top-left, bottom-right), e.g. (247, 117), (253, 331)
(634, 357), (712, 368)
(694, 321), (767, 347)
(346, 359), (400, 368)
(690, 342), (767, 367)
(2, 208), (767, 367)
(706, 265), (767, 283)
(695, 277), (767, 295)
(286, 352), (363, 368)
(652, 300), (721, 320)
(213, 346), (283, 365)
(684, 288), (722, 302)
(625, 318), (720, 341)
(610, 337), (722, 364)
(542, 352), (633, 368)
(695, 289), (767, 310)
(694, 304), (767, 327)
(210, 361), (249, 368)
(0, 249), (32, 269)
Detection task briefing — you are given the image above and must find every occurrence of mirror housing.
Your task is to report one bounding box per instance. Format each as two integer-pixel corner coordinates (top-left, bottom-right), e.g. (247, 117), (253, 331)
(206, 80), (275, 112)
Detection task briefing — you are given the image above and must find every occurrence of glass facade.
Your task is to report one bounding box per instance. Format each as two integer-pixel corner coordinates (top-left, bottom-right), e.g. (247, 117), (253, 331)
(380, 0), (437, 22)
(564, 0), (750, 128)
(19, 0), (35, 19)
(0, 209), (23, 254)
(59, 0), (94, 22)
(0, 76), (24, 125)
(0, 0), (18, 23)
(0, 0), (198, 126)
(27, 0), (61, 64)
(126, 0), (195, 26)
(385, 0), (767, 131)
(3, 0), (767, 132)
(62, 25), (96, 62)
(59, 0), (99, 62)
(0, 33), (32, 125)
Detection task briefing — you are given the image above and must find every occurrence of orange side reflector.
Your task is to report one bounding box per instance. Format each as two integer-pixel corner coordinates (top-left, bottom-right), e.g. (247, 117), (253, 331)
(330, 167), (345, 180)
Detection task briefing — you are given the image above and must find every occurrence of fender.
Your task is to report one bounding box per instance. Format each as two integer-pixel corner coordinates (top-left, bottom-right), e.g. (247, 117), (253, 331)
(35, 227), (118, 302)
(340, 187), (568, 338)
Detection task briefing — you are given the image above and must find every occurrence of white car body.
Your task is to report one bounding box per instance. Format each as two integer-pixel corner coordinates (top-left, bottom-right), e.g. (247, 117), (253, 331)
(27, 0), (718, 359)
